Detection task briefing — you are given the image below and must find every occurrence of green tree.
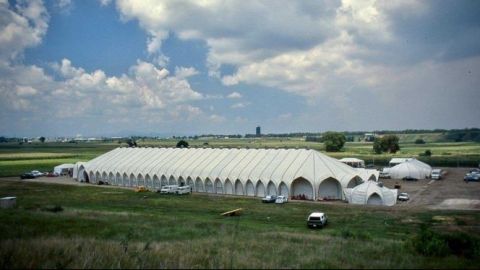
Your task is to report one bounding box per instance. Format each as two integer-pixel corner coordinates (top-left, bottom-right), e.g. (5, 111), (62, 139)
(176, 140), (189, 148)
(373, 138), (383, 154)
(415, 138), (426, 144)
(321, 132), (346, 152)
(373, 135), (400, 154)
(39, 136), (46, 143)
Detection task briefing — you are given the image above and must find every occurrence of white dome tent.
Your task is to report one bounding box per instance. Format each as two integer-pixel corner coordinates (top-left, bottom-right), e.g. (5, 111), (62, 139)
(73, 147), (379, 200)
(344, 181), (398, 206)
(388, 158), (432, 179)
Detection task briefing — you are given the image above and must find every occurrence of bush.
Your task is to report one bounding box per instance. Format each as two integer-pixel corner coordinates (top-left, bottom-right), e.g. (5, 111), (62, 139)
(321, 132), (346, 152)
(176, 140), (189, 148)
(373, 135), (400, 154)
(415, 139), (426, 144)
(411, 225), (449, 257)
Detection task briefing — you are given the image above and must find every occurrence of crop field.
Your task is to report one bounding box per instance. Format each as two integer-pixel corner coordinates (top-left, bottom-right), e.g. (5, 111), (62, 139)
(0, 139), (479, 177)
(1, 180), (480, 269)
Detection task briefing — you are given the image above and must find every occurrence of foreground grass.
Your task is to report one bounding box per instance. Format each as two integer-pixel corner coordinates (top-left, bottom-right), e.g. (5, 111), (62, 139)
(1, 180), (479, 269)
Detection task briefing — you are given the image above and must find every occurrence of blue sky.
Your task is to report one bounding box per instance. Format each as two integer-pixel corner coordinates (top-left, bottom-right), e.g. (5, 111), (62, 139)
(1, 0), (479, 137)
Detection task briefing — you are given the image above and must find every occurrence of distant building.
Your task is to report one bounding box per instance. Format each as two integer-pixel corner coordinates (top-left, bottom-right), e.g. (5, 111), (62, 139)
(364, 133), (376, 142)
(256, 126), (261, 137)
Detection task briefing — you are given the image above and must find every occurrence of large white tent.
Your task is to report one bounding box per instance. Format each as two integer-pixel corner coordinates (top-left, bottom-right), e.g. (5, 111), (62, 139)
(387, 158), (432, 179)
(344, 181), (398, 206)
(73, 147), (378, 200)
(339, 158), (365, 168)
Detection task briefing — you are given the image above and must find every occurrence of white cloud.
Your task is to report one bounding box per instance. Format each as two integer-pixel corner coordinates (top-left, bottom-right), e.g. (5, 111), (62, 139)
(175, 66), (199, 78)
(230, 102), (249, 109)
(226, 91), (242, 99)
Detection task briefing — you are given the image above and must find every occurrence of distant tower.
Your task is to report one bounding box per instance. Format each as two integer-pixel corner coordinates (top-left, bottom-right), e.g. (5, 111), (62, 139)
(256, 126), (261, 137)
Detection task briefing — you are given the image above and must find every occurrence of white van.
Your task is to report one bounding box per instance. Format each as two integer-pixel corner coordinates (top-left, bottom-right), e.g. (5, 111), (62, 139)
(431, 169), (443, 180)
(160, 185), (178, 194)
(176, 186), (191, 195)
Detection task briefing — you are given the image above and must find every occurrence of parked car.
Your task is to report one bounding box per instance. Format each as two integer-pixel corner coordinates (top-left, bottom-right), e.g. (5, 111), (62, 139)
(431, 169), (443, 180)
(275, 195), (288, 204)
(402, 176), (418, 181)
(20, 172), (35, 179)
(46, 172), (59, 177)
(262, 195), (277, 203)
(160, 185), (178, 194)
(379, 170), (391, 179)
(307, 212), (328, 228)
(30, 170), (44, 177)
(175, 186), (191, 195)
(398, 192), (410, 201)
(464, 173), (480, 182)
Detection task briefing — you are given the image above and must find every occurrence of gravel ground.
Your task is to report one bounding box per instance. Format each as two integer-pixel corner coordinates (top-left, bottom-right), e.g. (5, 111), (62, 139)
(2, 167), (480, 210)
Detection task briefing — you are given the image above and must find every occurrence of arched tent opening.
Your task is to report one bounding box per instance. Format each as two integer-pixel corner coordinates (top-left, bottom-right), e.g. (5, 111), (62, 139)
(115, 172), (121, 186)
(291, 177), (313, 200)
(205, 178), (214, 193)
(347, 176), (363, 188)
(178, 176), (185, 186)
(214, 178), (223, 194)
(122, 173), (128, 186)
(368, 174), (377, 181)
(161, 175), (168, 187)
(224, 179), (234, 195)
(89, 172), (95, 184)
(318, 177), (342, 200)
(235, 180), (244, 195)
(145, 174), (152, 189)
(137, 174), (145, 187)
(267, 181), (277, 196)
(187, 177), (194, 190)
(95, 172), (101, 184)
(245, 180), (255, 196)
(367, 193), (383, 205)
(153, 175), (161, 190)
(279, 182), (289, 197)
(83, 171), (89, 183)
(195, 177), (204, 192)
(255, 181), (266, 197)
(129, 173), (136, 187)
(169, 176), (176, 185)
(78, 166), (87, 182)
(108, 172), (115, 185)
(102, 172), (108, 182)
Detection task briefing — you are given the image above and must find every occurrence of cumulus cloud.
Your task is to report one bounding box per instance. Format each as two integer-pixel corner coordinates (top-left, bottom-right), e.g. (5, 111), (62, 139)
(226, 91), (242, 99)
(230, 102), (249, 109)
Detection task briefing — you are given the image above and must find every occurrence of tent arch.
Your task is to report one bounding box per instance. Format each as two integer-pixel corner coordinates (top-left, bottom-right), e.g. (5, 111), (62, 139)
(245, 180), (255, 196)
(368, 174), (377, 181)
(205, 178), (214, 193)
(224, 179), (234, 195)
(255, 181), (266, 197)
(279, 182), (289, 197)
(367, 192), (383, 205)
(195, 177), (204, 192)
(122, 173), (128, 186)
(95, 171), (101, 184)
(235, 179), (244, 195)
(318, 177), (342, 200)
(178, 176), (185, 186)
(137, 174), (145, 187)
(291, 177), (314, 200)
(347, 176), (363, 188)
(145, 174), (152, 189)
(169, 175), (176, 185)
(108, 172), (115, 185)
(186, 177), (194, 190)
(161, 175), (168, 187)
(115, 172), (121, 186)
(102, 172), (108, 182)
(129, 173), (136, 187)
(267, 181), (277, 196)
(214, 178), (223, 194)
(78, 165), (87, 182)
(153, 175), (161, 190)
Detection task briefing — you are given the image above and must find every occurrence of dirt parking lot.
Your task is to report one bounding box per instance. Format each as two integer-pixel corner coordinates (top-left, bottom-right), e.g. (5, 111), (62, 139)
(2, 167), (480, 210)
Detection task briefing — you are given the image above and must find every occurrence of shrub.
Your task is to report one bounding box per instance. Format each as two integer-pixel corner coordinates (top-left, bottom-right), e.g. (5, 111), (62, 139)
(415, 139), (426, 144)
(410, 225), (449, 257)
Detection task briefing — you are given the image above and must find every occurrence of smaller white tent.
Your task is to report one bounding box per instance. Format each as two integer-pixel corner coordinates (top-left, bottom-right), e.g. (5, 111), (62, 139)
(389, 158), (412, 167)
(54, 163), (74, 175)
(344, 181), (398, 206)
(339, 158), (365, 168)
(388, 159), (432, 179)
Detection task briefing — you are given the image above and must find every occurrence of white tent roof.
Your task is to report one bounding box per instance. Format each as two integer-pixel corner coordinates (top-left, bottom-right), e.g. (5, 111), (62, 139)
(388, 158), (432, 179)
(389, 158), (412, 165)
(344, 181), (397, 206)
(78, 147), (379, 199)
(339, 158), (364, 163)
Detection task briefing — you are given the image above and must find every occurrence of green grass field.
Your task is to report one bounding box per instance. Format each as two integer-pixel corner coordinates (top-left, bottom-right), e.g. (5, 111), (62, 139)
(0, 180), (479, 268)
(1, 139), (479, 177)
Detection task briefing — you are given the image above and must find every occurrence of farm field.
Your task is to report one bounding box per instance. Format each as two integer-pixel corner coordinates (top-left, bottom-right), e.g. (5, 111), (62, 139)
(1, 139), (479, 177)
(1, 179), (480, 269)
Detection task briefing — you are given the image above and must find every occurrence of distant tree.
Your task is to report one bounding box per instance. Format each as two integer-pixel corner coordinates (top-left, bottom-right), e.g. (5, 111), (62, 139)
(176, 140), (189, 148)
(39, 136), (46, 143)
(415, 139), (426, 144)
(0, 136), (6, 143)
(373, 135), (400, 154)
(321, 132), (346, 152)
(126, 139), (137, 147)
(424, 149), (432, 157)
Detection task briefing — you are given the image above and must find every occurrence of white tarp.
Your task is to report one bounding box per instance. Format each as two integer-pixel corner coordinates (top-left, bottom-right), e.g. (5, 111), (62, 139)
(344, 181), (398, 206)
(388, 159), (432, 179)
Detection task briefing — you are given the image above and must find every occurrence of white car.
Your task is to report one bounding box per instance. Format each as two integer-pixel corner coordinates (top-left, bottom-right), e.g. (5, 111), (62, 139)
(398, 192), (410, 201)
(431, 169), (443, 180)
(307, 212), (328, 228)
(275, 195), (288, 204)
(160, 185), (178, 194)
(175, 186), (191, 195)
(30, 170), (44, 177)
